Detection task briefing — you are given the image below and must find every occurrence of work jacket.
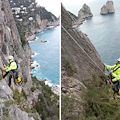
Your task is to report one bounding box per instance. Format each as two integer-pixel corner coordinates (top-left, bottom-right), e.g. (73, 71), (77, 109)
(4, 60), (17, 72)
(105, 64), (120, 82)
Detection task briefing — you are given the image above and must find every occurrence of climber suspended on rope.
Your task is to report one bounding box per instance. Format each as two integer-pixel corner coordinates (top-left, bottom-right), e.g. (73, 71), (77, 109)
(1, 55), (21, 87)
(104, 58), (120, 95)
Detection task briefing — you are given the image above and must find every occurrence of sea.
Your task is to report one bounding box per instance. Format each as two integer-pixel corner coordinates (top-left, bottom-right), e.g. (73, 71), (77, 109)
(63, 0), (120, 66)
(29, 26), (60, 87)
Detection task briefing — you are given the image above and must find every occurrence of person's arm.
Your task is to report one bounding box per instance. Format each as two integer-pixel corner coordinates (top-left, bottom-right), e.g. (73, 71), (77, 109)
(5, 62), (17, 72)
(4, 66), (9, 71)
(105, 64), (116, 70)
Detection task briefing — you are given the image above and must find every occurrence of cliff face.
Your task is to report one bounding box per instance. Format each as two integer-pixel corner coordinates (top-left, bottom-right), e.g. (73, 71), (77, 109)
(8, 0), (60, 41)
(100, 1), (115, 15)
(0, 0), (32, 83)
(61, 4), (105, 118)
(61, 5), (105, 93)
(0, 0), (59, 119)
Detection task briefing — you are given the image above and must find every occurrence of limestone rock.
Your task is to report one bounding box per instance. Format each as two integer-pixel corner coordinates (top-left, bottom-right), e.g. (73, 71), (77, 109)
(41, 40), (47, 43)
(100, 1), (115, 14)
(78, 4), (93, 20)
(100, 5), (108, 14)
(71, 4), (93, 28)
(0, 80), (13, 99)
(9, 105), (33, 120)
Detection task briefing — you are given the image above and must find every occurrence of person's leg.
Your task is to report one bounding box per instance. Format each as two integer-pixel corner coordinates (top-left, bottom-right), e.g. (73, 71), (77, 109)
(9, 75), (12, 87)
(3, 72), (9, 78)
(113, 81), (119, 92)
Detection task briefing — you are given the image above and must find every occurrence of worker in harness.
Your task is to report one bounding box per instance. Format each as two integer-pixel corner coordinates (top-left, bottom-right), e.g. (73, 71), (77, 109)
(104, 58), (120, 95)
(2, 55), (17, 87)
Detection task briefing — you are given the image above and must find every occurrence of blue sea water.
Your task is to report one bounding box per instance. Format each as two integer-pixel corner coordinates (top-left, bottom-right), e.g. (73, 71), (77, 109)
(64, 0), (120, 66)
(29, 26), (60, 86)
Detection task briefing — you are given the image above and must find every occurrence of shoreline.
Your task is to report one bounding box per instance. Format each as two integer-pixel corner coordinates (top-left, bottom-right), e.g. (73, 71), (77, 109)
(29, 26), (60, 96)
(37, 78), (60, 96)
(27, 25), (59, 42)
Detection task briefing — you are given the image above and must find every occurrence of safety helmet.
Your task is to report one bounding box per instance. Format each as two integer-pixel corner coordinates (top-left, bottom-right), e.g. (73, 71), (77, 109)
(8, 55), (13, 60)
(117, 58), (120, 62)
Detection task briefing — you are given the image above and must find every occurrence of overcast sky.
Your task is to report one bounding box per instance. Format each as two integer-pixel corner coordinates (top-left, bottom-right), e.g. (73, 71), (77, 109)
(35, 0), (60, 17)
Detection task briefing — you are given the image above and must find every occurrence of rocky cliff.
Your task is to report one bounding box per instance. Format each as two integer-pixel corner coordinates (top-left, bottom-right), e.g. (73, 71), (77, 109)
(61, 4), (105, 117)
(0, 0), (59, 119)
(61, 4), (104, 86)
(100, 1), (115, 15)
(0, 0), (32, 87)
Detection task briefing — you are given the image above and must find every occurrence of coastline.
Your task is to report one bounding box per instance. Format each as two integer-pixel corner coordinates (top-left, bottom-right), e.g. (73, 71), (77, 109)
(37, 78), (60, 96)
(29, 25), (60, 96)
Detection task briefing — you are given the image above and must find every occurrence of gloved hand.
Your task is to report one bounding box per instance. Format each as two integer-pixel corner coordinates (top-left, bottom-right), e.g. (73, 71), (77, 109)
(109, 79), (113, 83)
(3, 70), (6, 72)
(2, 73), (3, 76)
(4, 64), (6, 67)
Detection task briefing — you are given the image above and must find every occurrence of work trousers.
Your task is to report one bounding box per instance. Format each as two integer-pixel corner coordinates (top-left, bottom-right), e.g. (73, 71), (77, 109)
(3, 71), (13, 87)
(113, 81), (120, 92)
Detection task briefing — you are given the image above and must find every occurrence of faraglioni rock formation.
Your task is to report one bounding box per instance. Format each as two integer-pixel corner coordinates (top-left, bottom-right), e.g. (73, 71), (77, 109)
(78, 4), (93, 21)
(72, 4), (93, 28)
(100, 1), (115, 15)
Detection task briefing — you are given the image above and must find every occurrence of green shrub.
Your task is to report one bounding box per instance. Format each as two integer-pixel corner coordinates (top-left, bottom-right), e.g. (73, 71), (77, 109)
(22, 89), (27, 99)
(1, 7), (4, 11)
(16, 22), (28, 47)
(4, 100), (16, 107)
(3, 108), (9, 117)
(63, 60), (77, 76)
(12, 89), (24, 104)
(23, 78), (27, 83)
(31, 75), (59, 120)
(81, 74), (120, 120)
(31, 86), (36, 92)
(0, 74), (2, 80)
(61, 94), (81, 120)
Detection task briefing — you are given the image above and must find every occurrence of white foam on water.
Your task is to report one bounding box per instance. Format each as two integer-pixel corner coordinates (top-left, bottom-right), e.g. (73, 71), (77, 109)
(31, 52), (39, 57)
(31, 61), (40, 69)
(45, 80), (53, 87)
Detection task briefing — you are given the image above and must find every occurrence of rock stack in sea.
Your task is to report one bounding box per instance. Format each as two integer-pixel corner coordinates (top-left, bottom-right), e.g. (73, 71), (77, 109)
(72, 4), (93, 28)
(78, 4), (93, 21)
(100, 1), (115, 15)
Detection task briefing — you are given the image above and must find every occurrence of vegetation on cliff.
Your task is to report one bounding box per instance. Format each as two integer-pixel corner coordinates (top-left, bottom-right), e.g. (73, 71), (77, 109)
(16, 21), (28, 47)
(62, 59), (77, 77)
(1, 76), (59, 120)
(62, 73), (120, 120)
(32, 75), (59, 120)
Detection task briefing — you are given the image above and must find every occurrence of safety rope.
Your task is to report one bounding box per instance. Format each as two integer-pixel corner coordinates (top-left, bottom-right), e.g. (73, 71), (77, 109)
(61, 25), (105, 75)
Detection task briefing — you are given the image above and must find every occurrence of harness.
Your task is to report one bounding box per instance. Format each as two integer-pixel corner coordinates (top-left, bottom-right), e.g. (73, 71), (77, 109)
(108, 65), (120, 79)
(8, 61), (21, 84)
(113, 65), (120, 72)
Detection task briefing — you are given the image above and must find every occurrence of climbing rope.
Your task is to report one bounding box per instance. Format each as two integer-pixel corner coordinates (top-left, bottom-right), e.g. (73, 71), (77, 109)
(61, 25), (105, 75)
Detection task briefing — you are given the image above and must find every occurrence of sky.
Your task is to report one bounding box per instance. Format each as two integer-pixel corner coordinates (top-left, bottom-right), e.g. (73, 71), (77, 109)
(35, 0), (60, 17)
(35, 0), (95, 17)
(61, 0), (94, 4)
